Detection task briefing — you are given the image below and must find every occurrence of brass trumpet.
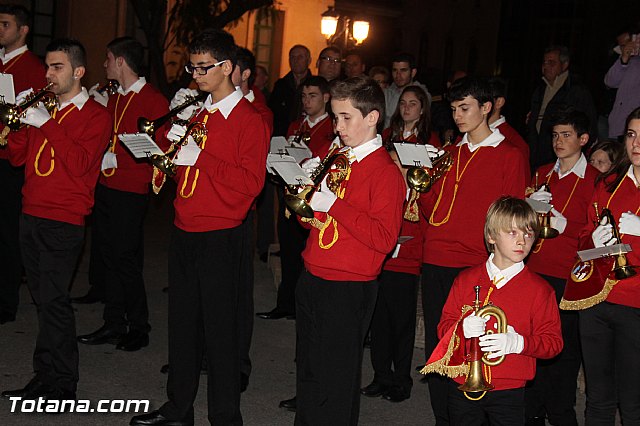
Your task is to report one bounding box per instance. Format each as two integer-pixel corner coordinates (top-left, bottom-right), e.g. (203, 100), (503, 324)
(0, 83), (56, 131)
(537, 183), (559, 239)
(96, 80), (119, 96)
(138, 92), (206, 136)
(149, 121), (207, 177)
(284, 146), (350, 218)
(406, 141), (453, 193)
(597, 206), (637, 280)
(458, 285), (508, 397)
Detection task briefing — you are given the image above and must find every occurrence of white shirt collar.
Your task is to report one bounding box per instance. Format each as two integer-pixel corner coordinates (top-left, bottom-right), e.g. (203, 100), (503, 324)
(552, 153), (587, 179)
(488, 115), (506, 130)
(203, 87), (243, 118)
(0, 45), (28, 64)
(627, 165), (640, 187)
(117, 77), (146, 95)
(485, 253), (524, 289)
(350, 134), (383, 163)
(58, 87), (90, 111)
(305, 112), (328, 129)
(458, 128), (505, 152)
(244, 89), (255, 103)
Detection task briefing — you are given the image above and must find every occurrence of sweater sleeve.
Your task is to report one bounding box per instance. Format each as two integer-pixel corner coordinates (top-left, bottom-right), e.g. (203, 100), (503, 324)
(520, 286), (563, 359)
(604, 59), (627, 88)
(38, 106), (111, 177)
(328, 164), (405, 255)
(6, 126), (29, 167)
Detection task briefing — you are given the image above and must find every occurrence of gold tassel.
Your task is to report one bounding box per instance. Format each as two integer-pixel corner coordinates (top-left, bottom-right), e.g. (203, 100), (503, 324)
(0, 126), (10, 147)
(404, 189), (420, 222)
(559, 278), (618, 310)
(151, 167), (166, 195)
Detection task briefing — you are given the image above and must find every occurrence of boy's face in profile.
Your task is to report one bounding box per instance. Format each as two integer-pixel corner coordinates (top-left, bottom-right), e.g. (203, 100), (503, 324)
(331, 98), (378, 148)
(188, 52), (230, 94)
(487, 219), (535, 270)
(552, 124), (588, 161)
(450, 96), (491, 134)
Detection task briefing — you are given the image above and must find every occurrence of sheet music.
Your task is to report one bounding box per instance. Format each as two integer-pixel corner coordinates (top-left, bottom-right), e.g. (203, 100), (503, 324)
(578, 243), (633, 261)
(0, 73), (15, 104)
(393, 143), (433, 168)
(117, 133), (164, 159)
(286, 146), (313, 163)
(267, 153), (312, 186)
(526, 198), (553, 213)
(270, 136), (288, 154)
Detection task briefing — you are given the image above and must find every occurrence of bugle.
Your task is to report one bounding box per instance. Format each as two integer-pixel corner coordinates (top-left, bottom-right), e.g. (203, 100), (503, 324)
(149, 121), (207, 177)
(526, 173), (559, 239)
(600, 207), (637, 280)
(138, 92), (206, 136)
(406, 141), (453, 193)
(0, 83), (56, 132)
(96, 80), (119, 96)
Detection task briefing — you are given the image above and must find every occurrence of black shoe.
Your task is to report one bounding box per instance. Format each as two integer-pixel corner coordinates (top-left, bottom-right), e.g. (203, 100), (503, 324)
(279, 396), (296, 412)
(382, 386), (410, 403)
(77, 325), (124, 345)
(71, 291), (103, 304)
(130, 410), (193, 426)
(116, 330), (149, 351)
(360, 381), (389, 397)
(2, 378), (51, 399)
(0, 311), (16, 324)
(256, 308), (294, 320)
(525, 416), (546, 426)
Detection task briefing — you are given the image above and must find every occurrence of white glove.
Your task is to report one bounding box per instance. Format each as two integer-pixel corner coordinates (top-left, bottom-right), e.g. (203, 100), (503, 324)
(101, 151), (118, 170)
(301, 156), (321, 178)
(20, 102), (50, 128)
(529, 187), (552, 204)
(309, 175), (337, 213)
(462, 313), (488, 339)
(167, 123), (187, 143)
(173, 135), (201, 166)
(550, 208), (567, 234)
(15, 88), (34, 105)
(170, 88), (201, 120)
(88, 83), (108, 107)
(619, 212), (640, 237)
(425, 144), (445, 159)
(478, 325), (524, 359)
(592, 217), (615, 248)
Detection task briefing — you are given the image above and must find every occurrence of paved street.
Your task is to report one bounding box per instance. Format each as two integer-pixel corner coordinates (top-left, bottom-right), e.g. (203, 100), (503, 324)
(0, 191), (587, 425)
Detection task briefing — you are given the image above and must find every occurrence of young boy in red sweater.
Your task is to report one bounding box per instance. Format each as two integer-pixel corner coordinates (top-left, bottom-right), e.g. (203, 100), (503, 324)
(423, 196), (563, 425)
(295, 76), (406, 425)
(525, 109), (598, 425)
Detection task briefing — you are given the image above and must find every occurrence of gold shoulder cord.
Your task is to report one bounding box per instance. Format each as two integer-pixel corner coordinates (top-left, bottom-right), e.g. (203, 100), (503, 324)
(306, 168), (352, 250)
(34, 106), (76, 177)
(179, 113), (210, 198)
(102, 92), (137, 177)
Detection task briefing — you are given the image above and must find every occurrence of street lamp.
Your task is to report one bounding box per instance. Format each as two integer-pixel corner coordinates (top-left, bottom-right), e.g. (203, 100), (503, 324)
(320, 7), (369, 49)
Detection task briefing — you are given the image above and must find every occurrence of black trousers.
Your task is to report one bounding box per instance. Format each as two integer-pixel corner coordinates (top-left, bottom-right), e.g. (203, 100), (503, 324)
(295, 271), (378, 426)
(580, 302), (640, 426)
(525, 274), (580, 426)
(238, 210), (255, 379)
(422, 263), (467, 426)
(93, 184), (150, 333)
(448, 380), (525, 426)
(0, 159), (24, 316)
(20, 214), (83, 392)
(370, 270), (418, 392)
(275, 191), (309, 313)
(256, 177), (275, 257)
(160, 226), (243, 426)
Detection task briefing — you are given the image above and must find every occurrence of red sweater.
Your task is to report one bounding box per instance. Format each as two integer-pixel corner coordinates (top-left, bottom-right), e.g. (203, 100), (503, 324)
(496, 121), (530, 182)
(527, 163), (598, 279)
(173, 97), (269, 232)
(302, 146), (406, 281)
(439, 264), (563, 390)
(7, 98), (112, 225)
(383, 211), (423, 275)
(287, 115), (335, 159)
(419, 141), (527, 267)
(99, 83), (170, 194)
(579, 175), (640, 308)
(0, 50), (47, 160)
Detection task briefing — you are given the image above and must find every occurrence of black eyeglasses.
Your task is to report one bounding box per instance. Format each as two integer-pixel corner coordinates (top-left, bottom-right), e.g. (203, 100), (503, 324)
(319, 56), (341, 64)
(185, 60), (226, 75)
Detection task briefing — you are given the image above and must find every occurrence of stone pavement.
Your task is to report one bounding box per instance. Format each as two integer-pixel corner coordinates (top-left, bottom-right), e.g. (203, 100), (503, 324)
(0, 192), (588, 425)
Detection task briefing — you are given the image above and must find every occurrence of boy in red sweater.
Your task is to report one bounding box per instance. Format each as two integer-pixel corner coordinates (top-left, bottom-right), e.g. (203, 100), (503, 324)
(1, 39), (111, 400)
(130, 29), (268, 426)
(424, 196), (563, 425)
(76, 37), (170, 352)
(525, 109), (598, 425)
(295, 76), (405, 425)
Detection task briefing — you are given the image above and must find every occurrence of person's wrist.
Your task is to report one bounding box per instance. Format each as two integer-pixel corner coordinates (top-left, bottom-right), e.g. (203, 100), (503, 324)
(621, 56), (630, 65)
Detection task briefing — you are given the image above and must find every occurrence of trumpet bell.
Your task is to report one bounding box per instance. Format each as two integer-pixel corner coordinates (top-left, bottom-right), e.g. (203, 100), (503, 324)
(284, 187), (315, 219)
(406, 167), (433, 193)
(137, 117), (155, 136)
(539, 226), (559, 239)
(537, 212), (559, 239)
(458, 359), (494, 393)
(150, 153), (177, 177)
(612, 255), (638, 280)
(0, 103), (21, 131)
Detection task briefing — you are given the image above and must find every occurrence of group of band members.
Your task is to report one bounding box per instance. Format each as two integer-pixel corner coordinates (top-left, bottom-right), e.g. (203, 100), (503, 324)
(0, 4), (638, 426)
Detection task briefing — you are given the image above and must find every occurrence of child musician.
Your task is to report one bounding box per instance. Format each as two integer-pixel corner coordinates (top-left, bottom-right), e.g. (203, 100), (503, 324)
(423, 196), (563, 426)
(577, 107), (640, 425)
(524, 109), (598, 425)
(382, 85), (441, 147)
(295, 76), (406, 425)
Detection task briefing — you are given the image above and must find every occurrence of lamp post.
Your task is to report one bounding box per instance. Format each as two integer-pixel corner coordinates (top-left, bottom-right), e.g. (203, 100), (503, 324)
(320, 7), (369, 50)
